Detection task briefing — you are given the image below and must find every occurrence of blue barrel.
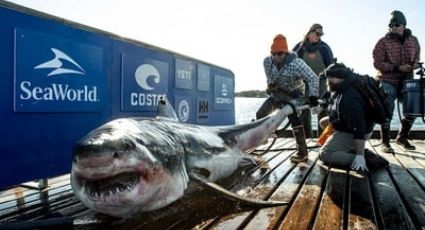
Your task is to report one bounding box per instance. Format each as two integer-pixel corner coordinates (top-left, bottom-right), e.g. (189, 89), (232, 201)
(402, 79), (425, 116)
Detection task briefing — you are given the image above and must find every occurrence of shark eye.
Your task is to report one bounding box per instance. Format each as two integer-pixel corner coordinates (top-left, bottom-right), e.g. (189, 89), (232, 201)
(122, 139), (135, 151)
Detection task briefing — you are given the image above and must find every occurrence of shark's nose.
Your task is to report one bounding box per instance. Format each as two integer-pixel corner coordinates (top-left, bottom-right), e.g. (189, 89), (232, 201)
(74, 154), (115, 168)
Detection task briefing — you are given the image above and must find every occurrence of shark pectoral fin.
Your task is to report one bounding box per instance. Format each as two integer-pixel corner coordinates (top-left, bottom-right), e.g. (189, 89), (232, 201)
(188, 172), (287, 207)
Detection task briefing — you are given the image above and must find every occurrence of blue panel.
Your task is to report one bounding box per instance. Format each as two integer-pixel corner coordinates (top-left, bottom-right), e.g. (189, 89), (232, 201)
(121, 52), (168, 112)
(213, 74), (234, 110)
(197, 63), (210, 91)
(175, 58), (194, 90)
(14, 28), (105, 112)
(0, 2), (235, 188)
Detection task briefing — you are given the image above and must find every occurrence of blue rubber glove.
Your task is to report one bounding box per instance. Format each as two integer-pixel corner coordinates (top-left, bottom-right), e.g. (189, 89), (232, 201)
(351, 154), (368, 171)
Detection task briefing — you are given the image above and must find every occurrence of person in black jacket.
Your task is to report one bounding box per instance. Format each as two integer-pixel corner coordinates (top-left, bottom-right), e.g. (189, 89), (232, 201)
(293, 24), (334, 137)
(319, 63), (388, 171)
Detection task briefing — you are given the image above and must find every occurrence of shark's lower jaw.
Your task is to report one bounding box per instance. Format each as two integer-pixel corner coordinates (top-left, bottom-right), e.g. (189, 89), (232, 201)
(77, 171), (140, 201)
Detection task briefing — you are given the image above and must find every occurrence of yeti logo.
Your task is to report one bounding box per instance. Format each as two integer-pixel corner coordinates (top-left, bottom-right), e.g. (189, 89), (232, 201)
(135, 64), (160, 91)
(34, 48), (85, 76)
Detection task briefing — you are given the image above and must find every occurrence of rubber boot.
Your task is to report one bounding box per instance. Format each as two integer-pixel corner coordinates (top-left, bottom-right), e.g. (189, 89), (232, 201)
(396, 119), (416, 150)
(300, 109), (312, 138)
(380, 123), (394, 153)
(290, 125), (308, 163)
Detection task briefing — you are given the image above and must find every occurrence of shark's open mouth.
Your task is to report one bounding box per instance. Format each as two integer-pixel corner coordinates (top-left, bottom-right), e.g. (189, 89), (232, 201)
(79, 172), (140, 198)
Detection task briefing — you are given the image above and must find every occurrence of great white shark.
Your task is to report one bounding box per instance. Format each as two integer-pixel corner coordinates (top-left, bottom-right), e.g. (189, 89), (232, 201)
(71, 97), (299, 217)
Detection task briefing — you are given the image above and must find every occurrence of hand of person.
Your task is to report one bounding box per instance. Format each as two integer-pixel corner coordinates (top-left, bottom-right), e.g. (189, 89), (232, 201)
(308, 96), (319, 107)
(398, 64), (413, 73)
(351, 154), (369, 171)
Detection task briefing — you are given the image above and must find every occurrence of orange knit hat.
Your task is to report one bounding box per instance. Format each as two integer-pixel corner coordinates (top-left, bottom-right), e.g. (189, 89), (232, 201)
(271, 34), (288, 53)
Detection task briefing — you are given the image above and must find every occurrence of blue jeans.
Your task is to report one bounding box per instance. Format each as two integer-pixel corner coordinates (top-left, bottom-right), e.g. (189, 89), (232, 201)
(379, 81), (415, 122)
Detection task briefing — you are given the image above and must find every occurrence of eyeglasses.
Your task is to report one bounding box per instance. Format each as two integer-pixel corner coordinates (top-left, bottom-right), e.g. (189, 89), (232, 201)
(315, 32), (323, 36)
(272, 52), (285, 57)
(389, 24), (402, 28)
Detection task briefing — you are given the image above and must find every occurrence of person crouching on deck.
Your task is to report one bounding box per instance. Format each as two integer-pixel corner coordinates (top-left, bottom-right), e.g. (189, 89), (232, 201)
(319, 63), (388, 171)
(256, 34), (319, 163)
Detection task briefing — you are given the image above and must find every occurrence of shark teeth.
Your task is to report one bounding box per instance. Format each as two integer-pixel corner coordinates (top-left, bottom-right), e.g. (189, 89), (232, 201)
(82, 172), (140, 199)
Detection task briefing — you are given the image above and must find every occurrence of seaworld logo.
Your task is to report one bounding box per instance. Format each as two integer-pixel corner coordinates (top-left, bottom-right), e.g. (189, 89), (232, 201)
(19, 81), (97, 102)
(18, 48), (98, 102)
(34, 48), (85, 77)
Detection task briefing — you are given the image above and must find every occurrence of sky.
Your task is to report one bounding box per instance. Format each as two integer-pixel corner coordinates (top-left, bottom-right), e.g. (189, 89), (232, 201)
(6, 0), (425, 92)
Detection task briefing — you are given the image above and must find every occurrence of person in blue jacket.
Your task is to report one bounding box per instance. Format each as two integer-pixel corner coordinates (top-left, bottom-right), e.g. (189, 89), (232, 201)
(293, 24), (334, 137)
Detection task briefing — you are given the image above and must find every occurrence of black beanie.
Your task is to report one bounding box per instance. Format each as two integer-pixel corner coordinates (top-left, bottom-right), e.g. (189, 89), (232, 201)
(324, 63), (351, 79)
(389, 10), (407, 26)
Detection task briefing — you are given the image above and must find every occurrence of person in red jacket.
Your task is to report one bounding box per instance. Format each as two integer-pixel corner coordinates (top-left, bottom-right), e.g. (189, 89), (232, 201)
(373, 10), (421, 152)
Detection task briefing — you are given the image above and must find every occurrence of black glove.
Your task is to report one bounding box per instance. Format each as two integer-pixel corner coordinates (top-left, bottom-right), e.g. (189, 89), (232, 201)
(308, 96), (319, 107)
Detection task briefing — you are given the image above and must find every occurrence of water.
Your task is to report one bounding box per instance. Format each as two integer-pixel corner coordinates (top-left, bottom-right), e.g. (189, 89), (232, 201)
(235, 97), (425, 130)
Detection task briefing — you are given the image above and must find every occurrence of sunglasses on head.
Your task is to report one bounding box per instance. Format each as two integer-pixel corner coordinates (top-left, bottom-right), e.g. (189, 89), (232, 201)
(272, 52), (285, 57)
(389, 24), (402, 28)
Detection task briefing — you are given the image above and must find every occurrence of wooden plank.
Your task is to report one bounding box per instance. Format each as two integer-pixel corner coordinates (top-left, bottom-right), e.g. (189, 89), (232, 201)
(369, 165), (416, 229)
(392, 142), (425, 189)
(405, 141), (425, 168)
(347, 171), (378, 229)
(242, 151), (319, 229)
(0, 185), (73, 218)
(3, 138), (425, 229)
(0, 175), (70, 204)
(206, 145), (304, 229)
(225, 139), (296, 192)
(191, 138), (298, 230)
(377, 146), (425, 228)
(1, 192), (76, 222)
(277, 157), (326, 230)
(312, 168), (347, 230)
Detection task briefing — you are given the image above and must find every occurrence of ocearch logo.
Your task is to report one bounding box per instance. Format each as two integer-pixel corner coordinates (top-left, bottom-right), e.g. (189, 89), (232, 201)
(130, 64), (164, 106)
(18, 48), (98, 102)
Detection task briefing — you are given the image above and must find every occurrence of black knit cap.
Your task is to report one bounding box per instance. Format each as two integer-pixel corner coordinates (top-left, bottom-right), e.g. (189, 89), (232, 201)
(324, 63), (351, 79)
(389, 10), (407, 26)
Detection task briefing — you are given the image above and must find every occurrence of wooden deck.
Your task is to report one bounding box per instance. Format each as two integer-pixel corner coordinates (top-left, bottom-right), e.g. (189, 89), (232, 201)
(1, 138), (425, 229)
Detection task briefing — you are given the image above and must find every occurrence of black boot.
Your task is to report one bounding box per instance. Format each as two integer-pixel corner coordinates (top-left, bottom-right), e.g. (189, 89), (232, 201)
(380, 123), (394, 153)
(290, 126), (308, 163)
(364, 149), (389, 169)
(396, 119), (416, 150)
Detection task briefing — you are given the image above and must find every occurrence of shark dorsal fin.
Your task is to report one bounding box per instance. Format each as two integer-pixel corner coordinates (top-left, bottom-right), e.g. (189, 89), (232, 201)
(156, 96), (179, 121)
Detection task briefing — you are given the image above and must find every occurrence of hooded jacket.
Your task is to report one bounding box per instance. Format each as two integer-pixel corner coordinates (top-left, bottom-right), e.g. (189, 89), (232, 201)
(328, 74), (375, 139)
